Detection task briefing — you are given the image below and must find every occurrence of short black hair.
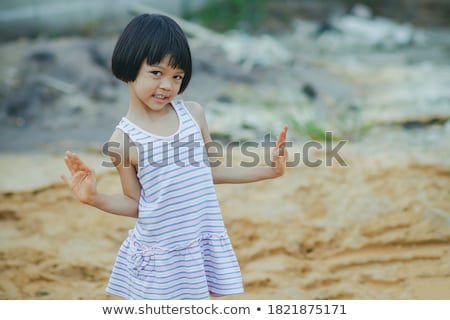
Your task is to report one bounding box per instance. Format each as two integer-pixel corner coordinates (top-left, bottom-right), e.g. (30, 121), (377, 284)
(111, 14), (192, 94)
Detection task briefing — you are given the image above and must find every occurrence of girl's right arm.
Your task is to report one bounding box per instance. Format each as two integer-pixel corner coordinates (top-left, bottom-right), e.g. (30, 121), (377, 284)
(61, 131), (141, 218)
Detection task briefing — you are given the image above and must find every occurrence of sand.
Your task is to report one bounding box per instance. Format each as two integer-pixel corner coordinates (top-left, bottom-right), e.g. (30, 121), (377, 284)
(1, 136), (450, 300)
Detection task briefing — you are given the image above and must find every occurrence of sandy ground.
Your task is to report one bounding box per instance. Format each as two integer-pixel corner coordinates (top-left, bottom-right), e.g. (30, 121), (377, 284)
(1, 134), (450, 300)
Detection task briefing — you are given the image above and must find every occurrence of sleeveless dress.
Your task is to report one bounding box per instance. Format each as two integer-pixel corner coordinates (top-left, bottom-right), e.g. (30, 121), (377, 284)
(106, 100), (244, 299)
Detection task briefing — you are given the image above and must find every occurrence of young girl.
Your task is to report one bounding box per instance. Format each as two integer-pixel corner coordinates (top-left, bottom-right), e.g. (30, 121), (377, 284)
(61, 13), (288, 300)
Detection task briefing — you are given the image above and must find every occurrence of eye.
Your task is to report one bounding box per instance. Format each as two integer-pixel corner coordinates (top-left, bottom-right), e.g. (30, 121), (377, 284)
(150, 71), (162, 76)
(174, 75), (184, 81)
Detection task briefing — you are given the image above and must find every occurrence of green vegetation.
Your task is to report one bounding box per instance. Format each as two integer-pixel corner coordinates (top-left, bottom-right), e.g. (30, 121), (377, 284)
(182, 0), (269, 32)
(289, 119), (338, 142)
(288, 116), (372, 142)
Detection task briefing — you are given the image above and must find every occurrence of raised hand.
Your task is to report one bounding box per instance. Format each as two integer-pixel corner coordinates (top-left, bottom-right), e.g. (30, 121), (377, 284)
(273, 125), (288, 177)
(61, 151), (98, 204)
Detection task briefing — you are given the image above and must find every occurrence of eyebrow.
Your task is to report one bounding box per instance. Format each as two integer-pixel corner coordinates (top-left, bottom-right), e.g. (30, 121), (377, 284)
(149, 63), (184, 73)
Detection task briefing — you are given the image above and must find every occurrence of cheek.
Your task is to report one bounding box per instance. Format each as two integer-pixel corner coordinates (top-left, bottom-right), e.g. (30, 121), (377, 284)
(175, 81), (183, 92)
(135, 79), (156, 95)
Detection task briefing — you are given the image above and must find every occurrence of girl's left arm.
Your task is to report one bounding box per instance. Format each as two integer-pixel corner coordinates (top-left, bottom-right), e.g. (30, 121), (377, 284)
(185, 101), (288, 184)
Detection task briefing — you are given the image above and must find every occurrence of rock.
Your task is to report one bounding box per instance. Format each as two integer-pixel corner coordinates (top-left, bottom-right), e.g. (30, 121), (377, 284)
(221, 31), (293, 70)
(302, 83), (318, 100)
(324, 15), (418, 50)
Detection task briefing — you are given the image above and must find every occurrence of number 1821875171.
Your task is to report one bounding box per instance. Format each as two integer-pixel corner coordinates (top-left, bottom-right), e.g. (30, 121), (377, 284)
(268, 304), (347, 315)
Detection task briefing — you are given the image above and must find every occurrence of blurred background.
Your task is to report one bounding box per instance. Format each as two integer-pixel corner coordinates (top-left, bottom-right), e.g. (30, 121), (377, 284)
(1, 0), (449, 151)
(1, 0), (449, 300)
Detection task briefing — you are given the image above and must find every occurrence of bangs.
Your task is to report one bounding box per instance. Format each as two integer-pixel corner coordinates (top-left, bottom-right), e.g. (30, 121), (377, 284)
(144, 29), (191, 73)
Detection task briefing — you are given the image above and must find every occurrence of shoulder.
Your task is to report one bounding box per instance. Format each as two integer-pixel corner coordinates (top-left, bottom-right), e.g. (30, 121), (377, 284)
(183, 100), (205, 120)
(181, 100), (211, 142)
(109, 128), (128, 149)
(107, 128), (138, 167)
(183, 100), (207, 126)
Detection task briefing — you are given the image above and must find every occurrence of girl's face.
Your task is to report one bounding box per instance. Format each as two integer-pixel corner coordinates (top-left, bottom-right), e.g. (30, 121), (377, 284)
(129, 55), (185, 112)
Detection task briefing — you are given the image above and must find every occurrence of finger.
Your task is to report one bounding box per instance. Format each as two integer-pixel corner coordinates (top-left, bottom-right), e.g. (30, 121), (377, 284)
(66, 151), (78, 165)
(278, 143), (285, 157)
(276, 125), (288, 156)
(65, 151), (78, 169)
(70, 152), (92, 173)
(60, 174), (70, 186)
(64, 155), (77, 175)
(65, 153), (84, 175)
(276, 125), (288, 148)
(75, 155), (92, 173)
(67, 152), (81, 167)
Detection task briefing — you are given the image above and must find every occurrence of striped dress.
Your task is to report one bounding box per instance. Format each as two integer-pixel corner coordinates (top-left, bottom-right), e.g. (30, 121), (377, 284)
(106, 100), (244, 299)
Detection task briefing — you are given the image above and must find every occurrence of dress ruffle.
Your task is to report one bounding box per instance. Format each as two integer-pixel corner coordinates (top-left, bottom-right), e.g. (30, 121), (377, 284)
(107, 229), (243, 299)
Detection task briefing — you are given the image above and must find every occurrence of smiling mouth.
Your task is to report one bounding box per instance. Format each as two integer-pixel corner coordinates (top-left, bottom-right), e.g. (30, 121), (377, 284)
(153, 94), (168, 101)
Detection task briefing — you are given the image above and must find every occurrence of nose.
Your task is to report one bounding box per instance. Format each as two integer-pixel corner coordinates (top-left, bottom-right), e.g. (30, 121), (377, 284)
(159, 77), (172, 90)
